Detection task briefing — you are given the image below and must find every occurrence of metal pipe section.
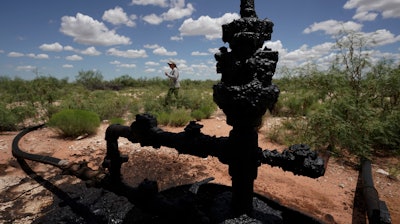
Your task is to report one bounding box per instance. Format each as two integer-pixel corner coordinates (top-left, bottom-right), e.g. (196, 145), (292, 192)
(361, 158), (392, 224)
(11, 125), (205, 221)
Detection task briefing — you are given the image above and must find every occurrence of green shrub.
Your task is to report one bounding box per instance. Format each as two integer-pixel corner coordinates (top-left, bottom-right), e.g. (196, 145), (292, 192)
(191, 109), (206, 121)
(155, 109), (191, 127)
(198, 102), (217, 118)
(0, 104), (18, 131)
(48, 109), (100, 138)
(169, 109), (191, 127)
(109, 117), (125, 125)
(61, 90), (130, 120)
(156, 112), (171, 126)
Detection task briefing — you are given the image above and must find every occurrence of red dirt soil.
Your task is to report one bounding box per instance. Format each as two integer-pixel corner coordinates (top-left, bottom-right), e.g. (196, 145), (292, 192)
(1, 113), (399, 223)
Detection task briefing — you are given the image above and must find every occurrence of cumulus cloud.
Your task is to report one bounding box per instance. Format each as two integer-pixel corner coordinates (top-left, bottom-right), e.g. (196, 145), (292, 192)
(142, 14), (163, 25)
(66, 54), (83, 61)
(60, 13), (131, 46)
(107, 48), (148, 58)
(64, 46), (75, 51)
(110, 60), (121, 65)
(16, 65), (36, 71)
(141, 0), (194, 24)
(161, 1), (194, 21)
(8, 52), (24, 57)
(39, 42), (63, 52)
(8, 51), (48, 59)
(118, 63), (136, 68)
(80, 46), (102, 56)
(144, 44), (160, 49)
(145, 68), (157, 73)
(303, 20), (363, 36)
(171, 35), (183, 41)
(26, 53), (49, 59)
(145, 61), (160, 66)
(152, 46), (177, 56)
(131, 0), (168, 7)
(265, 40), (336, 70)
(62, 64), (73, 68)
(179, 13), (240, 40)
(191, 51), (209, 56)
(361, 29), (400, 47)
(208, 48), (220, 54)
(344, 0), (400, 21)
(103, 6), (136, 27)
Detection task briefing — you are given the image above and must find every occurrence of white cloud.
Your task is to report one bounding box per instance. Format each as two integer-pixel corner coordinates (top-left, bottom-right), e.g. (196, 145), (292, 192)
(66, 54), (83, 61)
(60, 13), (131, 46)
(145, 68), (157, 73)
(107, 48), (148, 58)
(16, 65), (36, 71)
(370, 50), (400, 63)
(39, 42), (63, 52)
(361, 29), (400, 47)
(145, 61), (160, 66)
(118, 63), (136, 68)
(351, 11), (378, 21)
(171, 36), (183, 41)
(266, 40), (336, 70)
(344, 0), (400, 21)
(64, 46), (75, 51)
(191, 51), (209, 56)
(303, 20), (363, 36)
(144, 44), (160, 49)
(141, 0), (194, 25)
(8, 52), (24, 57)
(27, 53), (49, 59)
(161, 1), (194, 21)
(142, 14), (163, 25)
(110, 60), (121, 65)
(152, 46), (177, 56)
(131, 0), (168, 7)
(62, 64), (73, 68)
(103, 6), (136, 27)
(179, 13), (240, 40)
(80, 46), (102, 56)
(0, 49), (4, 54)
(208, 48), (220, 54)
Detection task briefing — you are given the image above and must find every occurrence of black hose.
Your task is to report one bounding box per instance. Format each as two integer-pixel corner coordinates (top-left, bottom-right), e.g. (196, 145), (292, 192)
(12, 124), (67, 168)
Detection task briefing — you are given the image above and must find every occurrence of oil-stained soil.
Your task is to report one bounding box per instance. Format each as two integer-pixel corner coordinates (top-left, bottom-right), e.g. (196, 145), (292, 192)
(1, 113), (399, 223)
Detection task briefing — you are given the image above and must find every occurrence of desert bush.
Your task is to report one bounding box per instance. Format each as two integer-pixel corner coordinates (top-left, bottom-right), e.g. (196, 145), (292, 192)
(191, 109), (206, 121)
(75, 70), (104, 90)
(0, 103), (18, 131)
(48, 109), (100, 138)
(155, 112), (171, 126)
(109, 117), (126, 125)
(155, 109), (191, 127)
(61, 90), (130, 120)
(169, 109), (192, 127)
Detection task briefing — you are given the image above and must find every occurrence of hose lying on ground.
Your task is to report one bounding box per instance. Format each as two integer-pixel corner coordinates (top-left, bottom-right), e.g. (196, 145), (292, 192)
(12, 124), (69, 168)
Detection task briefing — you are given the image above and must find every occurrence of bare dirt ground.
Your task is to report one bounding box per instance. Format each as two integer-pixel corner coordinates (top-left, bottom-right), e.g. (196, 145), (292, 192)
(1, 112), (399, 224)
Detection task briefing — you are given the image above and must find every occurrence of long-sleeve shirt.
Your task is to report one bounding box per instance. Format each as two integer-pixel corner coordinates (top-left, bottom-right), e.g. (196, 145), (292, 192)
(166, 67), (180, 88)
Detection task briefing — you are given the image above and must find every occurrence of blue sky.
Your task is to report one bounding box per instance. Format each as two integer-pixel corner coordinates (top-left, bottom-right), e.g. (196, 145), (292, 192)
(1, 0), (399, 80)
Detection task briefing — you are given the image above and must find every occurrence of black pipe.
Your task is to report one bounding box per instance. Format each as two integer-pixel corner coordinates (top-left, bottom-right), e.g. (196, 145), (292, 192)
(361, 158), (381, 224)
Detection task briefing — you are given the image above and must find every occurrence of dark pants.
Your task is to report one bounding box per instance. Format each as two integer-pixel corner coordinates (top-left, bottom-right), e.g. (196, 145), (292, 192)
(165, 87), (179, 104)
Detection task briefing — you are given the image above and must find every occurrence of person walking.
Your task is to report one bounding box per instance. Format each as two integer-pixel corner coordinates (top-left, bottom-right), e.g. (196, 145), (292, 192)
(164, 60), (180, 105)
